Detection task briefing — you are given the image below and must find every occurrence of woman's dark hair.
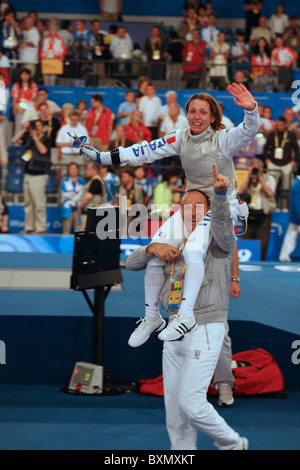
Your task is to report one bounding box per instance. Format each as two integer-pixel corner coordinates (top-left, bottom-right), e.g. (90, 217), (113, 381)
(252, 37), (271, 57)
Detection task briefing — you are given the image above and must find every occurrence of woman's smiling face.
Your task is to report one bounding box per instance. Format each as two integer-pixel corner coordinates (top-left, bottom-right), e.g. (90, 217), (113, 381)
(186, 99), (216, 135)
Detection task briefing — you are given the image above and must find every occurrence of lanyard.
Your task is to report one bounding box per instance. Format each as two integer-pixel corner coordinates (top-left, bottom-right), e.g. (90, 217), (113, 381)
(274, 131), (288, 149)
(170, 238), (187, 277)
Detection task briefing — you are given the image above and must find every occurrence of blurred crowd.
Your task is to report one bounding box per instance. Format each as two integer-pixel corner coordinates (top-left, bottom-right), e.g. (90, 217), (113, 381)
(0, 1), (298, 90)
(0, 0), (299, 261)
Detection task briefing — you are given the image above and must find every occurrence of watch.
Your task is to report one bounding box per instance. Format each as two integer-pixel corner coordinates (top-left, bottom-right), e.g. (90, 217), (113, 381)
(231, 277), (240, 283)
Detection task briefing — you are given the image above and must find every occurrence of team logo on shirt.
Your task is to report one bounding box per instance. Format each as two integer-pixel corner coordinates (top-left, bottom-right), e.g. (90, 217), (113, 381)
(194, 350), (201, 360)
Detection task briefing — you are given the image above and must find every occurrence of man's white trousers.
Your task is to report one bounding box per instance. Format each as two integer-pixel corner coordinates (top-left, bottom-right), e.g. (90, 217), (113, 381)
(162, 322), (240, 450)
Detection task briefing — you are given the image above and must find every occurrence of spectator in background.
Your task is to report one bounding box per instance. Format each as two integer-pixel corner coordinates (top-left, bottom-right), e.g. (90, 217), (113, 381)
(36, 19), (47, 41)
(131, 42), (147, 80)
(86, 93), (114, 152)
(166, 31), (183, 81)
(110, 26), (133, 86)
(239, 158), (277, 260)
(279, 165), (300, 262)
(72, 19), (92, 62)
(109, 124), (134, 150)
(18, 16), (40, 77)
(60, 162), (85, 234)
(20, 91), (45, 127)
(78, 162), (107, 230)
(269, 2), (289, 37)
(135, 75), (149, 106)
(218, 101), (234, 129)
(117, 90), (136, 125)
(100, 0), (122, 22)
(159, 103), (189, 138)
(264, 116), (299, 202)
(90, 19), (107, 82)
(182, 28), (206, 89)
(98, 166), (120, 204)
(271, 35), (297, 91)
(133, 165), (152, 206)
(58, 103), (74, 126)
(209, 31), (230, 90)
(182, 0), (202, 18)
(38, 102), (61, 148)
(151, 169), (176, 220)
(250, 37), (272, 91)
(125, 109), (152, 144)
(0, 194), (9, 232)
(249, 15), (274, 47)
(201, 12), (220, 51)
(36, 87), (61, 116)
(76, 99), (88, 127)
(284, 107), (300, 139)
(11, 67), (38, 133)
(177, 7), (201, 43)
(156, 90), (185, 125)
(0, 46), (10, 85)
(244, 0), (263, 41)
(19, 120), (51, 235)
(119, 168), (145, 234)
(144, 25), (167, 80)
(283, 15), (300, 59)
(0, 8), (20, 60)
(230, 31), (250, 74)
(138, 82), (162, 140)
(56, 110), (89, 165)
(262, 105), (276, 129)
(197, 5), (209, 27)
(58, 20), (74, 57)
(39, 24), (66, 86)
(253, 102), (274, 163)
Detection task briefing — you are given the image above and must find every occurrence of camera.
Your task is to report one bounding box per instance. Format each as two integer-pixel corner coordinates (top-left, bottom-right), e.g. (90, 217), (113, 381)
(252, 167), (259, 175)
(29, 121), (37, 130)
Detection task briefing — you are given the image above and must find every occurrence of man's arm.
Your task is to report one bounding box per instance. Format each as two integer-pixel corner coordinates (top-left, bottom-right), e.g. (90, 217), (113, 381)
(125, 246), (152, 271)
(210, 164), (236, 253)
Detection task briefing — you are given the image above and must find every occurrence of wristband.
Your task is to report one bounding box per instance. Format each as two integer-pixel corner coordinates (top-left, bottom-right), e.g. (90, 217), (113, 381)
(214, 188), (228, 196)
(231, 277), (240, 283)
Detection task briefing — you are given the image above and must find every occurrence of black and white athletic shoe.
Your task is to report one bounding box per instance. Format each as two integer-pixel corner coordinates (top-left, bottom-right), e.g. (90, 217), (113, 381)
(158, 313), (197, 341)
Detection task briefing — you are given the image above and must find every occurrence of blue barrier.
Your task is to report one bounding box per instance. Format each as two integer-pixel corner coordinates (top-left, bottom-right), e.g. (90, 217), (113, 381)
(43, 86), (299, 130)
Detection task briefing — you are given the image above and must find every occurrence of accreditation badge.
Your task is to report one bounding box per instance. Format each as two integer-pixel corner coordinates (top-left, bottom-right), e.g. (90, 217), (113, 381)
(167, 279), (183, 309)
(186, 51), (193, 62)
(153, 50), (160, 60)
(274, 147), (283, 160)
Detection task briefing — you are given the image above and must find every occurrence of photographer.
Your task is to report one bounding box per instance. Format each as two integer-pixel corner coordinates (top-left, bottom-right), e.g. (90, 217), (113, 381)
(239, 158), (277, 260)
(16, 120), (51, 234)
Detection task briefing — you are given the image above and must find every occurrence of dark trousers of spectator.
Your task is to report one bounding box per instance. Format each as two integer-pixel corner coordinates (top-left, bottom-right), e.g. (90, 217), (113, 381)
(241, 210), (272, 261)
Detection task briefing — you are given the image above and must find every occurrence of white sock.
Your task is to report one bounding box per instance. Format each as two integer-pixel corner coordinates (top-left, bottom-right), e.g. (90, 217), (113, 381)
(178, 259), (205, 319)
(144, 264), (165, 320)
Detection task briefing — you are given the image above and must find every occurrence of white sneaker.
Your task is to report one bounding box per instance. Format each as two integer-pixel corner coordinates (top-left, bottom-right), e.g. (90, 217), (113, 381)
(232, 437), (249, 450)
(279, 256), (291, 262)
(128, 314), (166, 348)
(218, 383), (234, 406)
(158, 313), (196, 342)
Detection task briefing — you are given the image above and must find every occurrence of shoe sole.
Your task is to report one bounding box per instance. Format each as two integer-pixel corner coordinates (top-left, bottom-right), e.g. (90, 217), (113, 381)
(128, 319), (166, 348)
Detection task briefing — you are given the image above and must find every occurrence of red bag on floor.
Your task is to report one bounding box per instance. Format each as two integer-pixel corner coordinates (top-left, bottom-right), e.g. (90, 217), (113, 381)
(139, 374), (164, 396)
(139, 349), (285, 397)
(208, 348), (285, 396)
